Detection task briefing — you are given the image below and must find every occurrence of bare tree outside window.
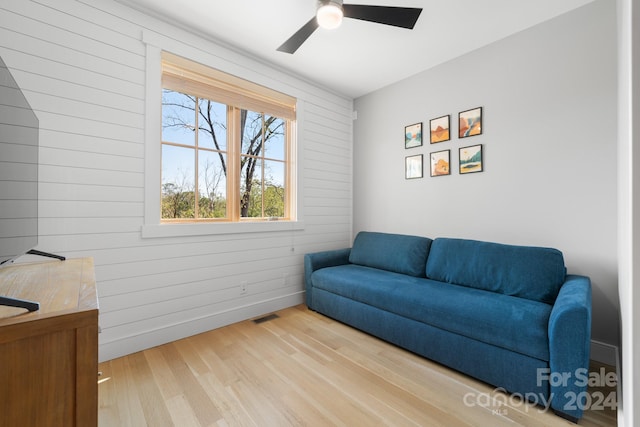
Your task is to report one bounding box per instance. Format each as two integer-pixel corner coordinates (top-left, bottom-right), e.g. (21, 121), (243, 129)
(240, 111), (286, 218)
(161, 89), (287, 220)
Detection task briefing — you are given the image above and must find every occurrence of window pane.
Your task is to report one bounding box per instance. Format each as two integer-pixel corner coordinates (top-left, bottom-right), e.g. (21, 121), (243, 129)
(198, 98), (227, 151)
(162, 90), (196, 146)
(162, 145), (195, 218)
(240, 157), (262, 218)
(198, 150), (227, 218)
(241, 110), (264, 157)
(264, 115), (286, 161)
(264, 160), (285, 218)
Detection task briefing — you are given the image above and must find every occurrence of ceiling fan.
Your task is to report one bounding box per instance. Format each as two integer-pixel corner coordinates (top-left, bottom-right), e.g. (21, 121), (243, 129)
(277, 0), (423, 54)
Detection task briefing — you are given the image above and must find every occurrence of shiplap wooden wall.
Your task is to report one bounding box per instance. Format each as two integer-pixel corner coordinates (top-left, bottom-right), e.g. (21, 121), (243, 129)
(0, 0), (353, 361)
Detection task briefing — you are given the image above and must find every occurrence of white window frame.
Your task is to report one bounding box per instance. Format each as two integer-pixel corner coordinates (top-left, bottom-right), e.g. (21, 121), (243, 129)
(141, 32), (304, 238)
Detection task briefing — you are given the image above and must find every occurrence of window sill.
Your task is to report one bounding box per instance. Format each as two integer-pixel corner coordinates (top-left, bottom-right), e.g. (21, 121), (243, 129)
(141, 220), (305, 239)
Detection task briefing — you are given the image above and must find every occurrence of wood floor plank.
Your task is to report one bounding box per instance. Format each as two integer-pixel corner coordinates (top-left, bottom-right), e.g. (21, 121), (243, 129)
(128, 351), (175, 427)
(165, 394), (202, 427)
(143, 346), (182, 401)
(96, 361), (121, 426)
(98, 305), (617, 427)
(101, 357), (150, 427)
(160, 343), (223, 425)
(197, 372), (258, 427)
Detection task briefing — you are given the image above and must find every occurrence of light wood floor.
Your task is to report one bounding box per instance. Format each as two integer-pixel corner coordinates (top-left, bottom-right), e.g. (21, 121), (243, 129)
(98, 305), (617, 427)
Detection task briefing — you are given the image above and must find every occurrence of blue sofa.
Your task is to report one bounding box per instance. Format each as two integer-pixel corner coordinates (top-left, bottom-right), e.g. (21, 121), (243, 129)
(304, 231), (592, 421)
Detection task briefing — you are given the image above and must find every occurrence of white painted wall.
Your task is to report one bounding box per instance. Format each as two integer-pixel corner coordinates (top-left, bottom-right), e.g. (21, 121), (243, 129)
(353, 0), (619, 351)
(0, 0), (352, 361)
(617, 0), (638, 425)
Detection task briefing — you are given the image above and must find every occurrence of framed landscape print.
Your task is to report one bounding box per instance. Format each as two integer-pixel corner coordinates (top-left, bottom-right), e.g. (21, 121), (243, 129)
(459, 144), (483, 174)
(405, 122), (423, 149)
(430, 150), (450, 177)
(430, 115), (450, 143)
(458, 107), (482, 138)
(405, 154), (423, 179)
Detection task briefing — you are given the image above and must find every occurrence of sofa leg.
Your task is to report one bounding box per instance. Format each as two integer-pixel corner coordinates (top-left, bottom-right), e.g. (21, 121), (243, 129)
(553, 410), (579, 424)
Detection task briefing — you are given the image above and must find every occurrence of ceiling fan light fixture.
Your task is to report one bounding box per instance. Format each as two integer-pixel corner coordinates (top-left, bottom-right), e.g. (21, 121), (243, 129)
(277, 2), (422, 54)
(317, 1), (344, 30)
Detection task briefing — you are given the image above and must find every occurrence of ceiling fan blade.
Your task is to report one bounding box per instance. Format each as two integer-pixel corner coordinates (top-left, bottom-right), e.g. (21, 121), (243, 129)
(343, 5), (422, 29)
(277, 17), (319, 54)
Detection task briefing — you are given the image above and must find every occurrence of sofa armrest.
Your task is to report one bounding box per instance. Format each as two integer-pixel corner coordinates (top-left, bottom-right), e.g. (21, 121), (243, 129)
(304, 248), (351, 307)
(547, 274), (592, 421)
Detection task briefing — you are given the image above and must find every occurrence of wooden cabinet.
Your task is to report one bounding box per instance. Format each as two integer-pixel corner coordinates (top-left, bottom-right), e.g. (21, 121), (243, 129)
(0, 258), (98, 427)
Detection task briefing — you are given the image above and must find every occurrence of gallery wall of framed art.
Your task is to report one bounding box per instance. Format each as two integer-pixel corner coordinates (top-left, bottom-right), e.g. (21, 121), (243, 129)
(404, 106), (484, 179)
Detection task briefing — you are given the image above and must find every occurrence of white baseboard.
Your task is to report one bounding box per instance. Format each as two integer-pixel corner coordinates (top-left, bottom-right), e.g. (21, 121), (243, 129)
(99, 291), (305, 362)
(590, 339), (618, 367)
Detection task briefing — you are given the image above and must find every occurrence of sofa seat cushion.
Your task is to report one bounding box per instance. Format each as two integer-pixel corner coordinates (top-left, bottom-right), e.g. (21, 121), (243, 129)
(426, 238), (566, 304)
(348, 231), (432, 278)
(311, 264), (552, 361)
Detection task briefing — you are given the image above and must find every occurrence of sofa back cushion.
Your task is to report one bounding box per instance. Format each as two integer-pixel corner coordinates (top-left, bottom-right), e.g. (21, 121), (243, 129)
(349, 232), (432, 278)
(425, 238), (566, 304)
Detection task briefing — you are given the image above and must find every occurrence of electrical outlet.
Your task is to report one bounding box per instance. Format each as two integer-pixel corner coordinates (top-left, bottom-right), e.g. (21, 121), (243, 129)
(240, 281), (248, 294)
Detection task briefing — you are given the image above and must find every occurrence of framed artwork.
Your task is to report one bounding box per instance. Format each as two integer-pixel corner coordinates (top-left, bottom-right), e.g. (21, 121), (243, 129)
(405, 154), (423, 179)
(459, 144), (483, 174)
(430, 115), (450, 143)
(405, 122), (423, 149)
(430, 150), (450, 177)
(459, 107), (482, 138)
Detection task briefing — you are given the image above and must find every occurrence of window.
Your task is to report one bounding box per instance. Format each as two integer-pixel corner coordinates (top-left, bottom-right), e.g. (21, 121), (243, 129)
(160, 52), (296, 223)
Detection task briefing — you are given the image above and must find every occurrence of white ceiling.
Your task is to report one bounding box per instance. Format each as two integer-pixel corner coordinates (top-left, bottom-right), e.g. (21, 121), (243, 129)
(118, 0), (596, 99)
